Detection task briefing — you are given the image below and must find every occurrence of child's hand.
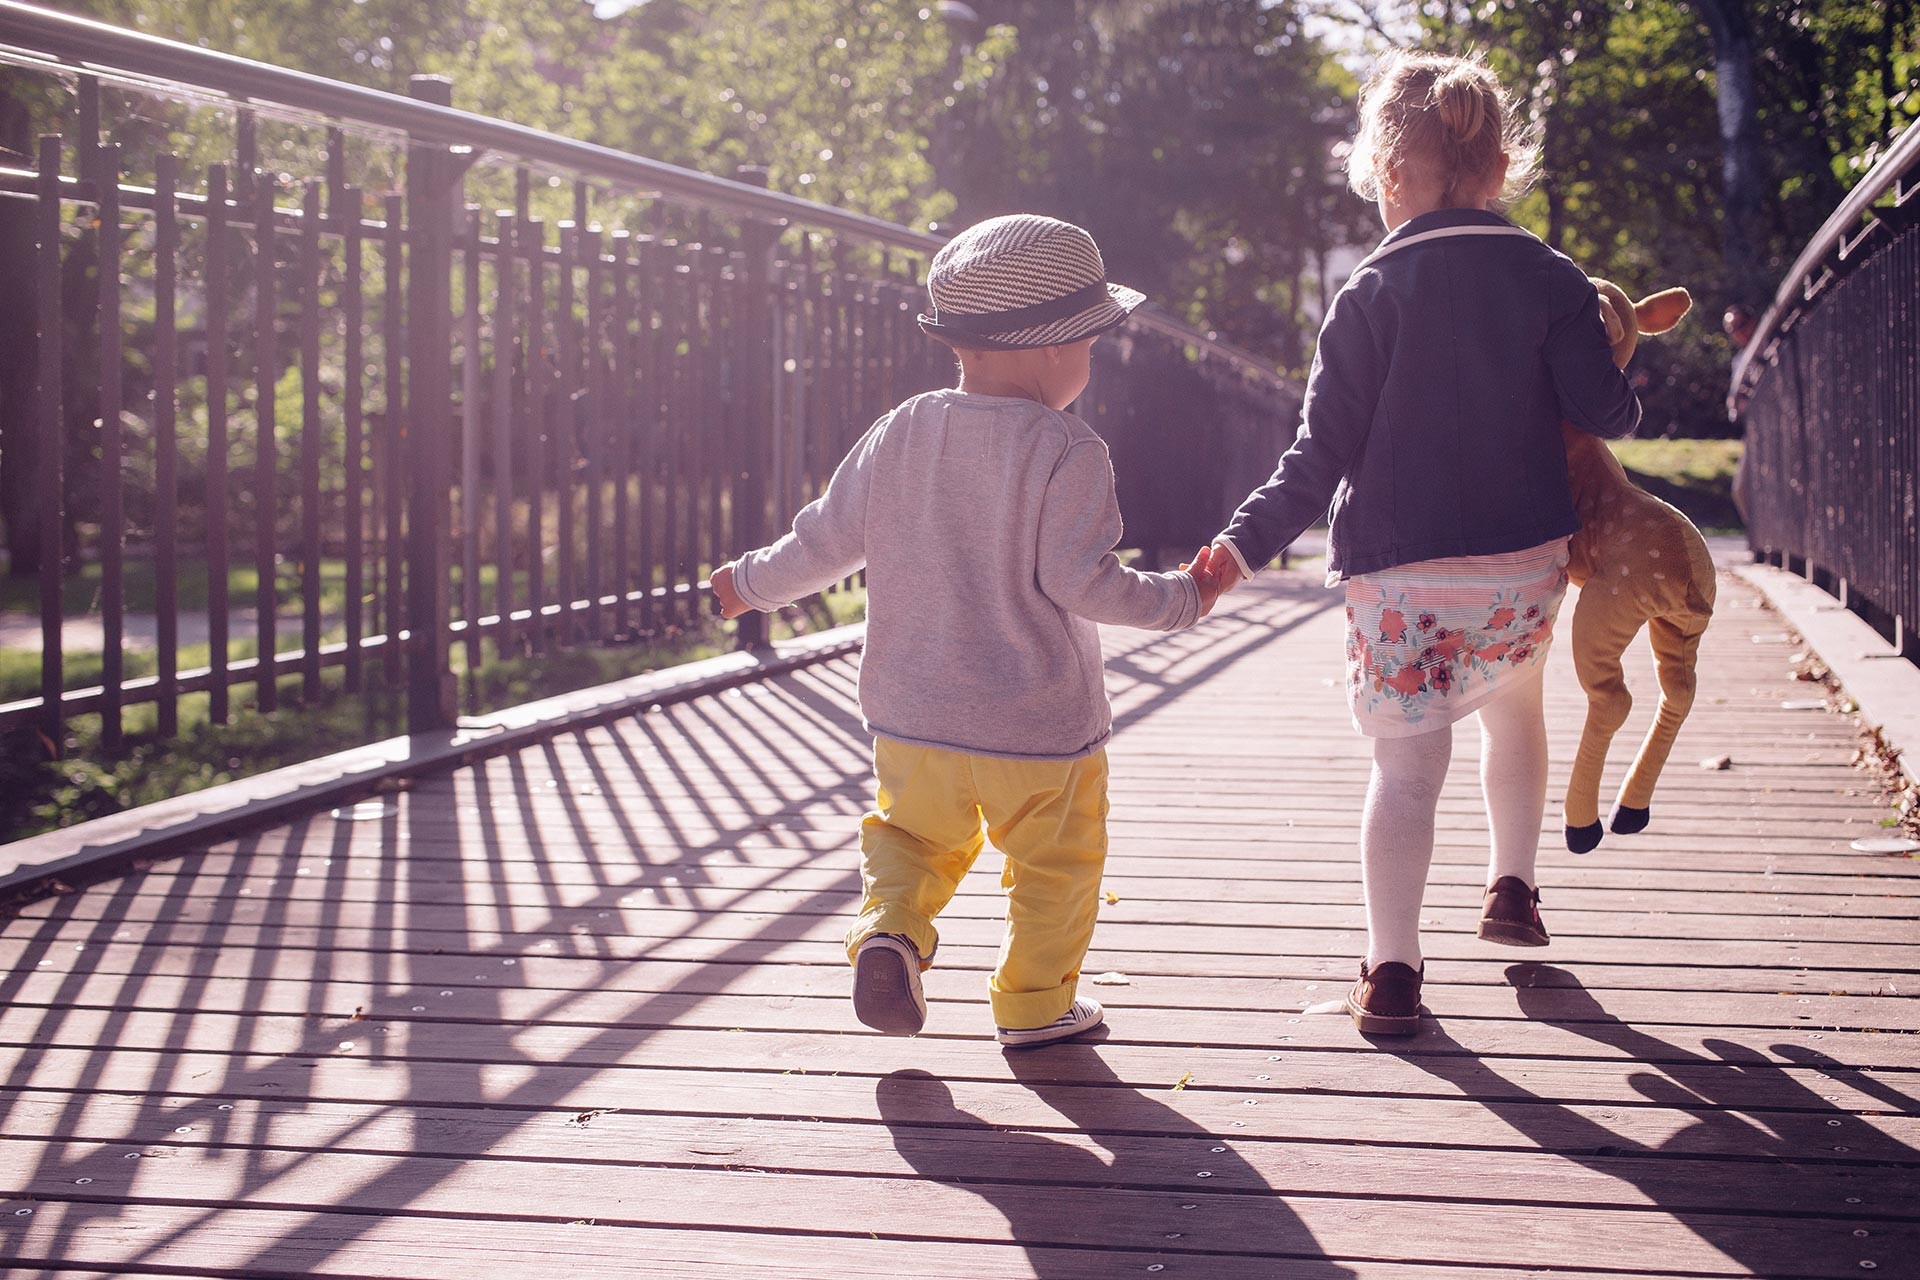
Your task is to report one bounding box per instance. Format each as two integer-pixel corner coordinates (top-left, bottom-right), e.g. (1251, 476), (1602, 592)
(1207, 539), (1244, 595)
(1181, 545), (1225, 618)
(706, 562), (753, 620)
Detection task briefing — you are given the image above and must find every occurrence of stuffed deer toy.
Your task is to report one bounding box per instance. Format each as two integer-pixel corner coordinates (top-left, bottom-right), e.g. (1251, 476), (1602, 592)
(1562, 280), (1716, 853)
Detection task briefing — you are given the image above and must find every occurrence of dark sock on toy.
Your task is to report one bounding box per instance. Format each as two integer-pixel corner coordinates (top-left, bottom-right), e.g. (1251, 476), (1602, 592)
(1565, 822), (1603, 854)
(1610, 805), (1651, 835)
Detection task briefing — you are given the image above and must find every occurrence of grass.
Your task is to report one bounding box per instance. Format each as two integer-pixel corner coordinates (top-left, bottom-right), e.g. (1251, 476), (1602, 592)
(0, 581), (869, 843)
(1, 635), (276, 703)
(0, 557), (353, 619)
(1608, 437), (1744, 533)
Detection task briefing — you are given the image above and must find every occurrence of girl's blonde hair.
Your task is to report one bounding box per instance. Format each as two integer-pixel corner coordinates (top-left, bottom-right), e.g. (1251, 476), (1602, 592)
(1346, 51), (1540, 208)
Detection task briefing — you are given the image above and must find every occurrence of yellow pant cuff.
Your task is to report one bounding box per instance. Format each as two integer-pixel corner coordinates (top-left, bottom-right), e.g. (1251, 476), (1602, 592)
(845, 905), (938, 970)
(990, 974), (1079, 1030)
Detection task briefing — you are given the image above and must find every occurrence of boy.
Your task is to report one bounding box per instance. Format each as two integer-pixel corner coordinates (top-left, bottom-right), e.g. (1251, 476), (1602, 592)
(708, 214), (1220, 1047)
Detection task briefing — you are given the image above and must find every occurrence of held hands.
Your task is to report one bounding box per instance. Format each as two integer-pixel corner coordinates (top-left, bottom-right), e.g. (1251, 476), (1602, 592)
(1207, 539), (1243, 595)
(1180, 544), (1227, 617)
(706, 562), (753, 620)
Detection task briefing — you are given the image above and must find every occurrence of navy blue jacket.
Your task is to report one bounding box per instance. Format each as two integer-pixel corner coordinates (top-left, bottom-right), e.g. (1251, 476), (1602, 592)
(1219, 209), (1640, 580)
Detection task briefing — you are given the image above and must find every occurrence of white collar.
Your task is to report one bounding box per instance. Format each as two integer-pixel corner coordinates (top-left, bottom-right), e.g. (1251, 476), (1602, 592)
(1356, 223), (1540, 272)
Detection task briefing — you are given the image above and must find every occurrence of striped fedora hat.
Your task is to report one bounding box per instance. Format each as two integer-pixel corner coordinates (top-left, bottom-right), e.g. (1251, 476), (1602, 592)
(918, 214), (1145, 350)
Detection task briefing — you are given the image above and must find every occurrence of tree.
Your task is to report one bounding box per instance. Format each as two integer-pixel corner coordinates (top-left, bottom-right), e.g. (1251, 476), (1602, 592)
(940, 0), (1368, 369)
(1369, 0), (1917, 434)
(1687, 0), (1767, 308)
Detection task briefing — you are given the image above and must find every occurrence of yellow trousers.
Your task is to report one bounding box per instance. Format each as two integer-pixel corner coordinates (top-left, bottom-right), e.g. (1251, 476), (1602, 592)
(845, 738), (1109, 1030)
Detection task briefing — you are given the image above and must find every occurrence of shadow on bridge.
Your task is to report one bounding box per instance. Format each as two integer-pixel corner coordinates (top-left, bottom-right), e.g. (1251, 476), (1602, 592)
(0, 584), (1339, 1275)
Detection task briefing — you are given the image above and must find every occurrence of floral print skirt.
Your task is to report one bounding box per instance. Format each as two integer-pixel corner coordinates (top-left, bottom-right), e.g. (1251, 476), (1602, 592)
(1345, 537), (1571, 737)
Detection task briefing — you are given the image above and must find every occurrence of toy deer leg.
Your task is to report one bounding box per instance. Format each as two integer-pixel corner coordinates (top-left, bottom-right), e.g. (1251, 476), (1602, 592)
(1565, 585), (1645, 853)
(1610, 611), (1709, 834)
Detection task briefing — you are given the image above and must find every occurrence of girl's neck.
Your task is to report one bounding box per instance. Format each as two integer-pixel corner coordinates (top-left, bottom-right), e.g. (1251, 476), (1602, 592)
(1381, 191), (1493, 232)
(1378, 164), (1506, 232)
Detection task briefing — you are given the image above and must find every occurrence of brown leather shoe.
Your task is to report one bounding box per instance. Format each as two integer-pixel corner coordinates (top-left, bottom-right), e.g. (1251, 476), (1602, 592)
(1479, 876), (1550, 947)
(1344, 960), (1423, 1035)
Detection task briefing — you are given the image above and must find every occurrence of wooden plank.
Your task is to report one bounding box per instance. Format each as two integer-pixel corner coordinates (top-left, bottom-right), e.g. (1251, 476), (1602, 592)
(11, 893), (1915, 968)
(3, 1046), (1915, 1165)
(10, 937), (1911, 1005)
(5, 946), (1916, 1029)
(5, 1092), (1908, 1218)
(24, 869), (1918, 939)
(0, 1200), (1727, 1280)
(179, 823), (1920, 885)
(0, 1135), (1909, 1278)
(3, 1000), (1917, 1083)
(8, 919), (1909, 1003)
(0, 982), (1912, 1115)
(82, 852), (1920, 912)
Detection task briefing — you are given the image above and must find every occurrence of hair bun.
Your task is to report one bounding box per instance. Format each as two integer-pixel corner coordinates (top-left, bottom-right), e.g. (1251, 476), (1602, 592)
(1432, 69), (1488, 142)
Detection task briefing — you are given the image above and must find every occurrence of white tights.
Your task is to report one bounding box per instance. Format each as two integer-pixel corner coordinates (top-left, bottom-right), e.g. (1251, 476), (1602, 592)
(1359, 664), (1549, 968)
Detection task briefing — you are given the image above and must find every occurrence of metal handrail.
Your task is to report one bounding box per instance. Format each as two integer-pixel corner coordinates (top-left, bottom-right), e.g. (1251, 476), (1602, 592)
(1728, 118), (1920, 416)
(0, 0), (1289, 389)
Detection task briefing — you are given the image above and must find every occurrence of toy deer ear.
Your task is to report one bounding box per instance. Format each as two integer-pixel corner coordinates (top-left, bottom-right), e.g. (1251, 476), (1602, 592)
(1634, 288), (1692, 337)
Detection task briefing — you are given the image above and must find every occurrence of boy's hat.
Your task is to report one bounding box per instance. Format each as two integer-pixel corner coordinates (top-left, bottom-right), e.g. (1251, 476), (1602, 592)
(918, 214), (1145, 350)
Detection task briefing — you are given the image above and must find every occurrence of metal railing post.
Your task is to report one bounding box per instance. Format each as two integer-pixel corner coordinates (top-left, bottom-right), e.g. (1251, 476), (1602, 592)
(405, 75), (458, 733)
(34, 135), (64, 757)
(735, 166), (776, 651)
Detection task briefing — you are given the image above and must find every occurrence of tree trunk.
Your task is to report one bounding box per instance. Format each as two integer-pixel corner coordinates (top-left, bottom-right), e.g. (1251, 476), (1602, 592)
(1689, 0), (1769, 309)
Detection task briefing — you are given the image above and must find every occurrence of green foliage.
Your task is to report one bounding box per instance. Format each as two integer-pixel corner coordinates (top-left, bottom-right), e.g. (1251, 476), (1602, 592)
(580, 0), (959, 227)
(1389, 0), (1918, 435)
(944, 0), (1369, 370)
(1606, 436), (1744, 531)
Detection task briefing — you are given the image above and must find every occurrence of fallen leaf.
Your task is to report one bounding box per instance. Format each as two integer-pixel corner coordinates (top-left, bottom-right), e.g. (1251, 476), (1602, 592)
(567, 1108), (619, 1127)
(1173, 1071), (1193, 1092)
(1104, 891), (1120, 905)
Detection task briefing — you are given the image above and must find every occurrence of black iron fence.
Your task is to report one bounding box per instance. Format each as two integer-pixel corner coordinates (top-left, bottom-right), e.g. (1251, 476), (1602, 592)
(0, 2), (1301, 757)
(1731, 122), (1920, 658)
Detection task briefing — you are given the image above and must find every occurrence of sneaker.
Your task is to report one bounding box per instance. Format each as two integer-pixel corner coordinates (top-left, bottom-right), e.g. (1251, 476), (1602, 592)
(1478, 876), (1550, 947)
(852, 934), (926, 1036)
(1344, 960), (1423, 1035)
(997, 997), (1104, 1048)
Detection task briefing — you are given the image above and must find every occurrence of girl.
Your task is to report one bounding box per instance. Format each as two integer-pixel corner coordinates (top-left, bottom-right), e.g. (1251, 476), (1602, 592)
(1205, 52), (1640, 1034)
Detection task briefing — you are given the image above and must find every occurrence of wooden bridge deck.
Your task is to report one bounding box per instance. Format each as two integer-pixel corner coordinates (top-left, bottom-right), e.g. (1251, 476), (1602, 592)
(2, 567), (1916, 1279)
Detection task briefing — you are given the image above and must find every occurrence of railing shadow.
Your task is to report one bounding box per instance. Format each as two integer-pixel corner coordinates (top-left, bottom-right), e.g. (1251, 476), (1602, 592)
(0, 578), (1337, 1274)
(0, 657), (882, 1270)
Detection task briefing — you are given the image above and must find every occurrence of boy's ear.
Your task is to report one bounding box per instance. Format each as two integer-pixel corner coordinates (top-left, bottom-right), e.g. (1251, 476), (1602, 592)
(1634, 288), (1692, 337)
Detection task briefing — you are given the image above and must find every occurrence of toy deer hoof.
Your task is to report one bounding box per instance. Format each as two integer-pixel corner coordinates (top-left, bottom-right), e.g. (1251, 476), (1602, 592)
(1565, 821), (1604, 855)
(1609, 804), (1651, 835)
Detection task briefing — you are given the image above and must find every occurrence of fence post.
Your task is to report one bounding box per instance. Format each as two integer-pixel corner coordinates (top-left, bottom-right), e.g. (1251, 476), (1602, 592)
(34, 135), (64, 757)
(405, 75), (458, 733)
(734, 166), (776, 650)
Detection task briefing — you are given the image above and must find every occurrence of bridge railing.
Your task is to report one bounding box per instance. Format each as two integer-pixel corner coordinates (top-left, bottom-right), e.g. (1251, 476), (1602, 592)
(0, 2), (1301, 759)
(1730, 120), (1920, 658)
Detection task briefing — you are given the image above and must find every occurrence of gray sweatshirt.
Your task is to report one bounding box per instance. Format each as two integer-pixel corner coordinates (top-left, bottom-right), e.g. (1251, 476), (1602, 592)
(731, 388), (1202, 761)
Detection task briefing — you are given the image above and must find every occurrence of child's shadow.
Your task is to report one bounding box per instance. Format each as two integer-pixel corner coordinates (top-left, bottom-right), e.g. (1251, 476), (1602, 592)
(876, 1036), (1356, 1277)
(1374, 963), (1915, 1271)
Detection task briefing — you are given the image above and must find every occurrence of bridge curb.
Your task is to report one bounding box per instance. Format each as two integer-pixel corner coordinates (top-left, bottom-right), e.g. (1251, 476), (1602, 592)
(0, 624), (865, 913)
(1733, 560), (1920, 793)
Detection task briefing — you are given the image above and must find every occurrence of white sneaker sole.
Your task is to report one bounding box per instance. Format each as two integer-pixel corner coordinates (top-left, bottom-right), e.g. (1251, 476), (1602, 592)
(997, 1002), (1104, 1048)
(852, 936), (926, 1036)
